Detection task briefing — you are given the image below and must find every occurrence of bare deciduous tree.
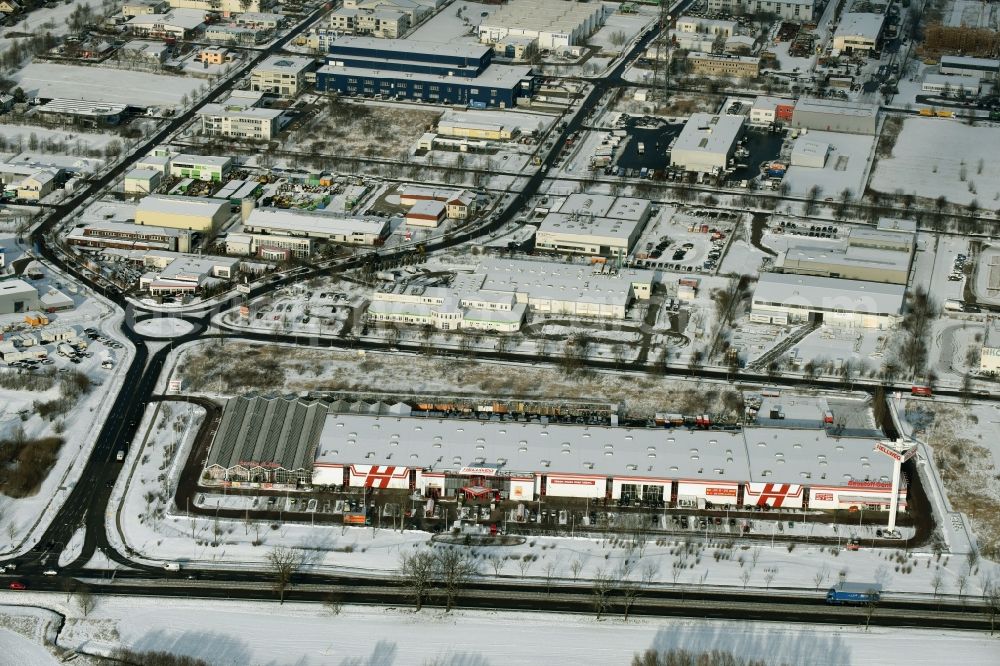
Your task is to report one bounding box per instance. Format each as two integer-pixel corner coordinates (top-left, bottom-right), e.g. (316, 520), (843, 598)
(763, 568), (776, 590)
(986, 584), (1000, 635)
(931, 572), (945, 599)
(863, 586), (880, 631)
(267, 546), (302, 604)
(434, 547), (479, 612)
(813, 564), (830, 590)
(74, 584), (96, 617)
(399, 549), (435, 611)
(488, 553), (505, 577)
(592, 569), (613, 620)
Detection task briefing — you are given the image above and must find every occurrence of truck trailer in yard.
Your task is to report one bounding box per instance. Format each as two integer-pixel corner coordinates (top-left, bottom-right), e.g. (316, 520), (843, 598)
(826, 582), (881, 604)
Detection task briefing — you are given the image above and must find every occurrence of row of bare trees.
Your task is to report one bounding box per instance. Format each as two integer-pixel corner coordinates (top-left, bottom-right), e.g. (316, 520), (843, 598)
(398, 546), (479, 612)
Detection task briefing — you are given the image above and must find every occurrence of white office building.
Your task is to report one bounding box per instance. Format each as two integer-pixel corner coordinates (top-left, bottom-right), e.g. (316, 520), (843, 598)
(197, 90), (282, 141)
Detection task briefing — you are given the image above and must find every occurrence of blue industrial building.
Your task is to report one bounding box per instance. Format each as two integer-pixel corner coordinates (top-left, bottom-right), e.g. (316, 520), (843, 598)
(315, 36), (534, 108)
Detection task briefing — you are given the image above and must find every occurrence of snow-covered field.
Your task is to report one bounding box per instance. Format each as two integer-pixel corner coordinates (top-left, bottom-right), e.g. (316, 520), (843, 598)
(0, 124), (118, 154)
(12, 63), (204, 109)
(0, 0), (103, 54)
(2, 596), (998, 666)
(871, 118), (1000, 205)
(588, 7), (657, 54)
(904, 399), (1000, 559)
(133, 317), (195, 338)
(0, 628), (61, 666)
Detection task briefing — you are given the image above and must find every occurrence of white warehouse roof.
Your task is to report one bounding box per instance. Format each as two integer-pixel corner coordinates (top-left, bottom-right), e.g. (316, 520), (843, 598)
(315, 414), (896, 487)
(136, 194), (228, 217)
(254, 55), (315, 74)
(754, 273), (905, 316)
(244, 206), (388, 236)
(455, 258), (655, 308)
(328, 35), (492, 60)
(834, 12), (886, 40)
(794, 98), (878, 119)
(673, 113), (744, 156)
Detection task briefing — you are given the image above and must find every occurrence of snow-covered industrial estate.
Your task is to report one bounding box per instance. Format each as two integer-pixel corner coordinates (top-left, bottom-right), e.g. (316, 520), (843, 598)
(0, 0), (999, 662)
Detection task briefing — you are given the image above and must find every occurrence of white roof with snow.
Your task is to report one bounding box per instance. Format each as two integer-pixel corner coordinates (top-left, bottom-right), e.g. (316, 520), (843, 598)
(136, 194), (228, 217)
(834, 12), (885, 40)
(127, 9), (206, 31)
(794, 98), (878, 119)
(328, 35), (491, 61)
(315, 414), (895, 487)
(254, 55), (314, 75)
(754, 273), (905, 316)
(673, 113), (744, 155)
(244, 207), (388, 237)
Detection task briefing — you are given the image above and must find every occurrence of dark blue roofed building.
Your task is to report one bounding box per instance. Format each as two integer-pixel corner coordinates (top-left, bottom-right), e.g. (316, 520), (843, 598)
(326, 36), (493, 75)
(315, 36), (534, 108)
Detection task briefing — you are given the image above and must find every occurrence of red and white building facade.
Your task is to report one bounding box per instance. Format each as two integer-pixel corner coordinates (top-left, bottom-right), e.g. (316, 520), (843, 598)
(312, 415), (907, 512)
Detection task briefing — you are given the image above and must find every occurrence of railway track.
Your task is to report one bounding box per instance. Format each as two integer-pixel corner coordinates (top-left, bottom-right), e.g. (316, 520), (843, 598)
(61, 575), (992, 631)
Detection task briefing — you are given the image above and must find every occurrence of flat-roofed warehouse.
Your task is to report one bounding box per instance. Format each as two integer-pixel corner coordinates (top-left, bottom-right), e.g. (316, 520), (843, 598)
(832, 12), (886, 55)
(312, 413), (908, 511)
(751, 272), (905, 328)
(135, 194), (230, 233)
(534, 194), (651, 258)
(452, 257), (655, 319)
(478, 0), (607, 49)
(669, 113), (744, 173)
(776, 225), (915, 285)
(242, 207), (389, 245)
(940, 55), (1000, 80)
(204, 396), (330, 486)
(791, 98), (879, 135)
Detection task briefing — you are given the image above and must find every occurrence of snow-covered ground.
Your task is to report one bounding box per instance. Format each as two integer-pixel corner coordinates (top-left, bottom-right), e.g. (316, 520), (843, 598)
(871, 118), (1000, 206)
(0, 628), (61, 666)
(0, 124), (118, 154)
(2, 595), (998, 666)
(12, 63), (204, 109)
(588, 7), (657, 55)
(0, 253), (133, 557)
(132, 318), (194, 338)
(720, 238), (769, 275)
(0, 605), (63, 666)
(0, 0), (103, 54)
(57, 527), (86, 568)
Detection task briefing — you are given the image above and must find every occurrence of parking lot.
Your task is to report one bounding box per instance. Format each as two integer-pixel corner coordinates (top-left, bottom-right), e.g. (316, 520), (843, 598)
(4, 325), (122, 373)
(628, 205), (738, 273)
